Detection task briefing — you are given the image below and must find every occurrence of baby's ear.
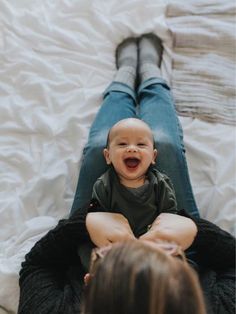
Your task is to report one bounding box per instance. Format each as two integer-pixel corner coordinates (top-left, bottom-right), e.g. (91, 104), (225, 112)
(152, 149), (158, 164)
(103, 148), (111, 165)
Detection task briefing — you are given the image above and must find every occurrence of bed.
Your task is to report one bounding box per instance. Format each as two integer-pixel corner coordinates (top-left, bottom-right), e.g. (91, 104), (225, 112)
(0, 0), (235, 313)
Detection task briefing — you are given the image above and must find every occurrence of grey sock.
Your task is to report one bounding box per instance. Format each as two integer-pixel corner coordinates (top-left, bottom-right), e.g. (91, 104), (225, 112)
(139, 33), (163, 83)
(114, 38), (138, 89)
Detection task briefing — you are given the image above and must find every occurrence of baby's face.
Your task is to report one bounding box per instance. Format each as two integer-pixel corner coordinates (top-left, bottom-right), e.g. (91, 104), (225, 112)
(104, 119), (157, 188)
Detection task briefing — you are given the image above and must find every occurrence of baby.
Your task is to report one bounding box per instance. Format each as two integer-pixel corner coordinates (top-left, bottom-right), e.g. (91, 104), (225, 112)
(78, 117), (178, 270)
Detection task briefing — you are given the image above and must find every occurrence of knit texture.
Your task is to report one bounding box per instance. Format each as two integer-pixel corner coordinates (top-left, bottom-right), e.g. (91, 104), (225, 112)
(113, 37), (137, 89)
(18, 212), (89, 314)
(182, 210), (236, 314)
(139, 33), (163, 83)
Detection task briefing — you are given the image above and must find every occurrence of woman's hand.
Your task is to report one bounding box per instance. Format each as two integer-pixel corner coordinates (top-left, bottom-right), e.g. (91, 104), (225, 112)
(139, 213), (197, 251)
(86, 212), (135, 247)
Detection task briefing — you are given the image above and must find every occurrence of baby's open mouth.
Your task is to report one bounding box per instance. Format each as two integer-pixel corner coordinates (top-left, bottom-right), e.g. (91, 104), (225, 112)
(124, 158), (140, 168)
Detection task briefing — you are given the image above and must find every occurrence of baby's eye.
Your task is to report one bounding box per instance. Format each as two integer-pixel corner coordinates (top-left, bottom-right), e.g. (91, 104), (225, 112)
(118, 142), (127, 146)
(137, 143), (146, 147)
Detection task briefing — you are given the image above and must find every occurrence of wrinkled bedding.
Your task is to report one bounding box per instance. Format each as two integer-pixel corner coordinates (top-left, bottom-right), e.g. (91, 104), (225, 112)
(0, 0), (235, 313)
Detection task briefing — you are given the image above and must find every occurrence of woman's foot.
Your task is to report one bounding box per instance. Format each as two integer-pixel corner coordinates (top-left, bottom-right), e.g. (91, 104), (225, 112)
(139, 33), (163, 67)
(138, 33), (163, 83)
(113, 37), (138, 90)
(116, 37), (138, 69)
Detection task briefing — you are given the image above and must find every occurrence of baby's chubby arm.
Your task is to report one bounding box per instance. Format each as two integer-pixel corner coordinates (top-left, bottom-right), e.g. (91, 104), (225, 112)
(86, 212), (135, 247)
(87, 172), (136, 247)
(86, 210), (197, 250)
(87, 175), (135, 247)
(139, 213), (197, 251)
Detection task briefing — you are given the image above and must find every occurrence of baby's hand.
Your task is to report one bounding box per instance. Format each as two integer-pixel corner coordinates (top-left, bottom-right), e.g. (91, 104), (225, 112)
(86, 212), (135, 247)
(139, 213), (197, 251)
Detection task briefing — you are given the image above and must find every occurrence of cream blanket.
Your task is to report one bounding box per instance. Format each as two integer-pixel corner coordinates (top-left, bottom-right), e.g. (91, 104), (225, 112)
(166, 0), (236, 125)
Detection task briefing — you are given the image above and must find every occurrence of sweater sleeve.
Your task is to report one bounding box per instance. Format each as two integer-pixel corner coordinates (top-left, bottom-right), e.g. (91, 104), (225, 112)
(183, 211), (236, 270)
(18, 211), (89, 314)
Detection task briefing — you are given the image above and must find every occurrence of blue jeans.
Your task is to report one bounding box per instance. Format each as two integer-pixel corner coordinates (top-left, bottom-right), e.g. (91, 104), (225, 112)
(70, 78), (199, 217)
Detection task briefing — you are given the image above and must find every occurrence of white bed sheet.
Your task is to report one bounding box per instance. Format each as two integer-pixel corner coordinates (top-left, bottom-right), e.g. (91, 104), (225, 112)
(0, 0), (235, 313)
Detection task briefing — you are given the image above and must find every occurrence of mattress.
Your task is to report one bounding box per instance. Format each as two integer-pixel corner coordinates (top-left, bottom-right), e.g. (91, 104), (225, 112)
(0, 0), (235, 313)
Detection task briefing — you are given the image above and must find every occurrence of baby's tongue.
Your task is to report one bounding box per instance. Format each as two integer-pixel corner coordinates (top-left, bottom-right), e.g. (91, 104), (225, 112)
(124, 158), (140, 168)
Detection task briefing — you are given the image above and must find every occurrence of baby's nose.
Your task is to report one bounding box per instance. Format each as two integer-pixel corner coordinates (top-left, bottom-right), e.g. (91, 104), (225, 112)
(126, 144), (138, 152)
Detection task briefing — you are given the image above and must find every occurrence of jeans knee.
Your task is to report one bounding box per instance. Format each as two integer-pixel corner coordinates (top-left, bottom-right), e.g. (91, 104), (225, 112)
(155, 137), (184, 166)
(83, 130), (108, 157)
(83, 143), (105, 162)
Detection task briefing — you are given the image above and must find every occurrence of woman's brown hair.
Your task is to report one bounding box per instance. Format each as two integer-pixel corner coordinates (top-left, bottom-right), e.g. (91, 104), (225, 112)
(82, 241), (206, 314)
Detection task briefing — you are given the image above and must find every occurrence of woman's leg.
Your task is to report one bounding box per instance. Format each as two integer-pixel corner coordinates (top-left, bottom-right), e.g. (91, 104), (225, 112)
(70, 84), (136, 214)
(138, 79), (199, 217)
(138, 34), (199, 217)
(70, 38), (138, 214)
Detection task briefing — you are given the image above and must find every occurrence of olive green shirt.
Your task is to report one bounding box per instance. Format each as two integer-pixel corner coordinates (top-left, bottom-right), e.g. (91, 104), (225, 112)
(92, 166), (178, 237)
